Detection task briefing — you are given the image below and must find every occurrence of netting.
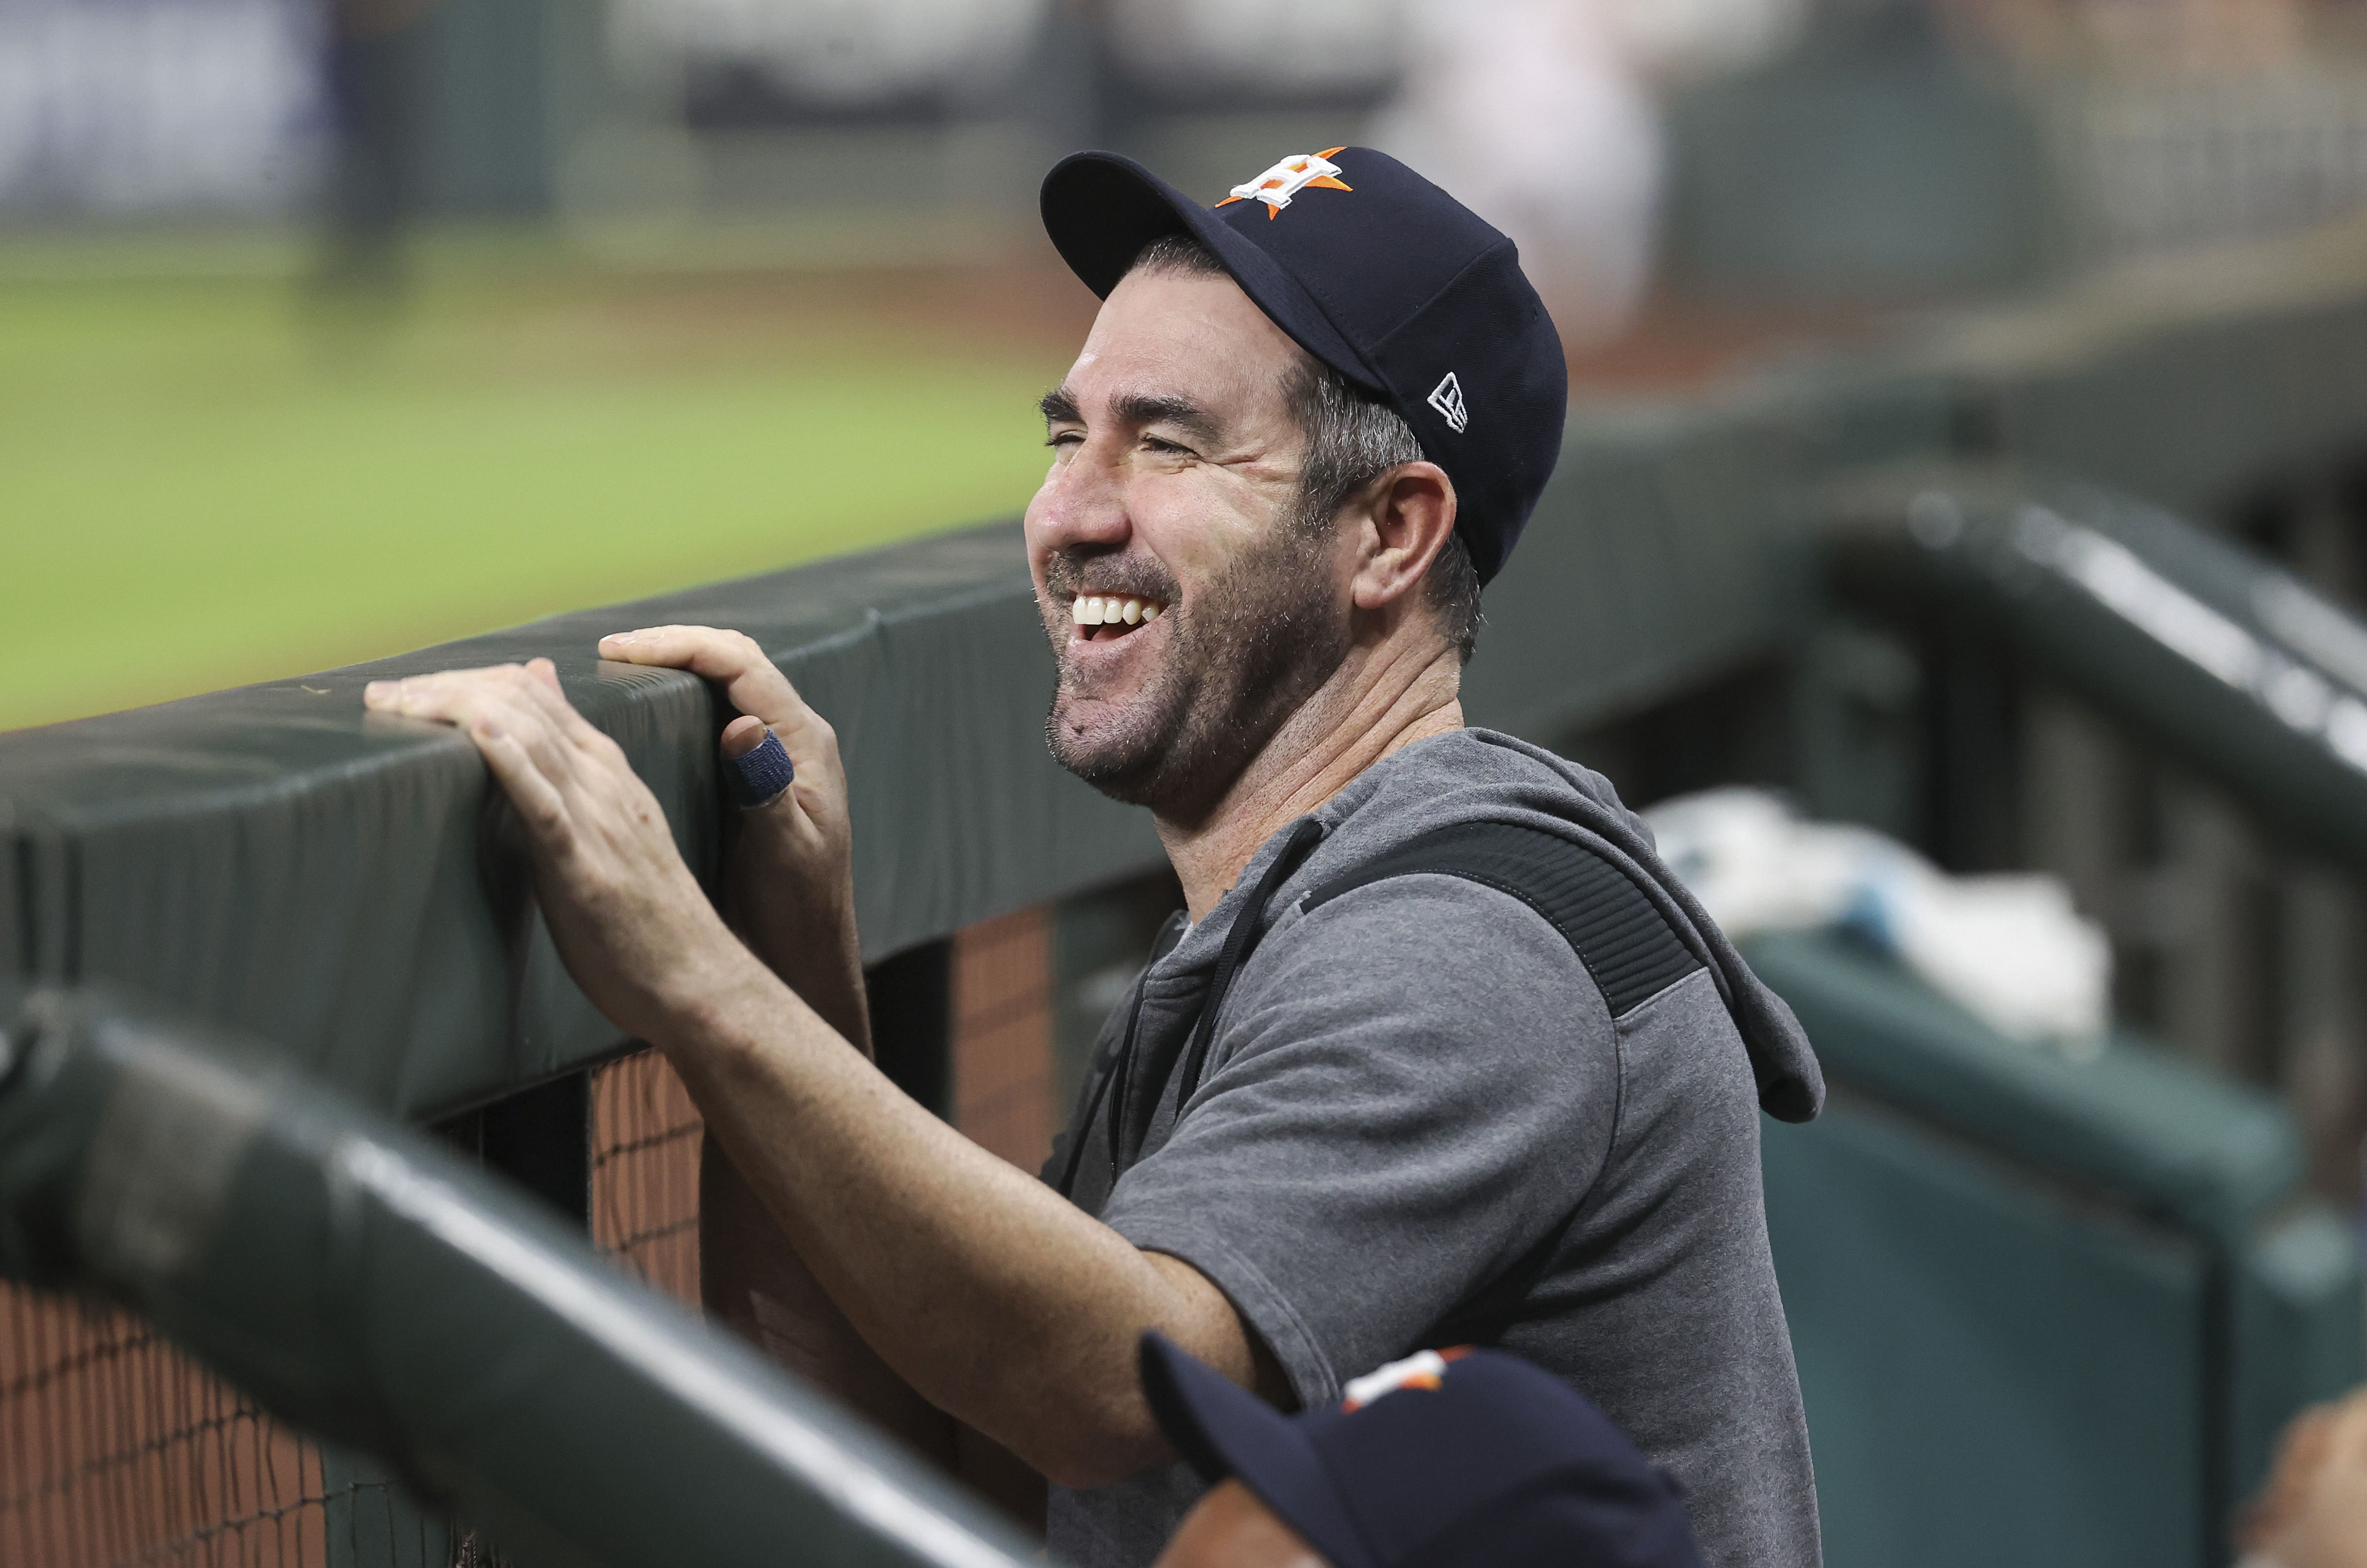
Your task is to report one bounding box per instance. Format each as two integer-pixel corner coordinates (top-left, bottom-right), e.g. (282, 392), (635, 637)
(0, 913), (1062, 1568)
(0, 1285), (421, 1568)
(589, 1048), (704, 1307)
(0, 1050), (706, 1568)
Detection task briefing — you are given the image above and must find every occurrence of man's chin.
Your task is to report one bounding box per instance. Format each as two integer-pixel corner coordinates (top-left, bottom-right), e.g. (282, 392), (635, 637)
(1047, 703), (1267, 823)
(1045, 707), (1171, 806)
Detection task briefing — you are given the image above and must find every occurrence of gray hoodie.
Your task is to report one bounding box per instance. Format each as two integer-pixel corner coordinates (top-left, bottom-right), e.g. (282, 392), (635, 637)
(1045, 727), (1824, 1568)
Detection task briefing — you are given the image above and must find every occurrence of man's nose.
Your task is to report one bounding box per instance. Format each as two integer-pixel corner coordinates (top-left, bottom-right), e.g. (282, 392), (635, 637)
(1030, 442), (1132, 553)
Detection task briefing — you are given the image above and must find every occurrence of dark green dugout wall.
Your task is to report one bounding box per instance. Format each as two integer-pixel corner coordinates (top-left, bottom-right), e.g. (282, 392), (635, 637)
(1753, 932), (2361, 1568)
(0, 363), (1949, 1123)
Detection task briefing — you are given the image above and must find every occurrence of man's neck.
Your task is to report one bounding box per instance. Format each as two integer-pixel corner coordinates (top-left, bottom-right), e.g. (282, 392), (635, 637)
(1157, 639), (1464, 922)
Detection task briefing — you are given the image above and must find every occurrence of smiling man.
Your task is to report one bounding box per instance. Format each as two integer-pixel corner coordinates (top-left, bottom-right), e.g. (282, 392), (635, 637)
(363, 147), (1825, 1568)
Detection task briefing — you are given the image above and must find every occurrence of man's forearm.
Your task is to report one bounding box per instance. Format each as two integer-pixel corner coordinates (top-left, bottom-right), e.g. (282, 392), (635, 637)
(706, 1141), (1051, 1536)
(651, 947), (1267, 1489)
(700, 1140), (958, 1466)
(721, 845), (870, 1055)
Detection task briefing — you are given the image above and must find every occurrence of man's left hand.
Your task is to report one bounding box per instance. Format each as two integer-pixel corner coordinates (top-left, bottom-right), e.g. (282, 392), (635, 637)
(593, 625), (868, 1049)
(362, 658), (749, 1044)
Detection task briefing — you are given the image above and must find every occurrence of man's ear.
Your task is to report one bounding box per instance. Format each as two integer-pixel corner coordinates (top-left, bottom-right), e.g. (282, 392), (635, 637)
(1350, 462), (1457, 612)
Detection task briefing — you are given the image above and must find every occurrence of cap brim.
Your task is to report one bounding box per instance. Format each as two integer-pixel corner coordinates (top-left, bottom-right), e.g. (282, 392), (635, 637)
(1138, 1333), (1377, 1568)
(1040, 152), (1384, 396)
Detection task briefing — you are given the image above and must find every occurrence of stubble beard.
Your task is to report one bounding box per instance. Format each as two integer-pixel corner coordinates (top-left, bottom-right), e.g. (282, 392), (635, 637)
(1044, 523), (1350, 822)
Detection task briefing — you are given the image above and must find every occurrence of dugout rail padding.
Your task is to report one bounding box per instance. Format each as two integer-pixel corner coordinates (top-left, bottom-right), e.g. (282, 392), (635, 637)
(0, 366), (1948, 1124)
(1825, 468), (2367, 872)
(0, 981), (1039, 1568)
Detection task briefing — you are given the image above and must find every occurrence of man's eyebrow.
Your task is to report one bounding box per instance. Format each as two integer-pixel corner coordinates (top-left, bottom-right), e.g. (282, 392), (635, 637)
(1113, 392), (1224, 449)
(1037, 386), (1228, 449)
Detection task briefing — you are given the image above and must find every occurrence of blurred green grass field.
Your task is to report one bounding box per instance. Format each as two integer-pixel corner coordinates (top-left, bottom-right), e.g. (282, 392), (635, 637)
(0, 234), (1086, 734)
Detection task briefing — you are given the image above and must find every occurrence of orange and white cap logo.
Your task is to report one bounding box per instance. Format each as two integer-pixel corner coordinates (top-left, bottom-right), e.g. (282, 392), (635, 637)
(1340, 1347), (1473, 1412)
(1218, 148), (1353, 219)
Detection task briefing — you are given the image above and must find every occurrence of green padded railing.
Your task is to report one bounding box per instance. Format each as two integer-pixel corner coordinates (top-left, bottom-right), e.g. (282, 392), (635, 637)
(0, 367), (1948, 1124)
(0, 980), (1040, 1568)
(1827, 470), (2367, 872)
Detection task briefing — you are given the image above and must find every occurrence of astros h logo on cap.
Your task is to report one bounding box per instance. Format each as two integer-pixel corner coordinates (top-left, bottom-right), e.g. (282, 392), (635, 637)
(1338, 1346), (1472, 1411)
(1140, 1332), (1702, 1568)
(1218, 149), (1354, 218)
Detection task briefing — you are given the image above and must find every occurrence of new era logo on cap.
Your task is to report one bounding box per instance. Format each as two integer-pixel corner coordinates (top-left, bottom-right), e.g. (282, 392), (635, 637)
(1427, 372), (1469, 434)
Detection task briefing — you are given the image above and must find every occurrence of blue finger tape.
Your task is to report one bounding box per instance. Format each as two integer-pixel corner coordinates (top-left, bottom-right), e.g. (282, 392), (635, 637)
(727, 729), (796, 808)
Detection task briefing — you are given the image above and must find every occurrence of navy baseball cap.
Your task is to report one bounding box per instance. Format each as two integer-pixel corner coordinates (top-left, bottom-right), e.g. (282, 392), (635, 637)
(1039, 147), (1568, 586)
(1140, 1334), (1700, 1568)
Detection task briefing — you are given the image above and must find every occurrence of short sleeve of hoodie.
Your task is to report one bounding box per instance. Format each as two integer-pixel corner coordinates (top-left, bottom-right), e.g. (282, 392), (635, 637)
(1098, 874), (1622, 1407)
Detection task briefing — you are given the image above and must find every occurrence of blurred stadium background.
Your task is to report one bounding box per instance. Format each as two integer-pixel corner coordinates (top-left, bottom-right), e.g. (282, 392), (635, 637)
(28, 0), (2367, 735)
(14, 0), (2367, 1565)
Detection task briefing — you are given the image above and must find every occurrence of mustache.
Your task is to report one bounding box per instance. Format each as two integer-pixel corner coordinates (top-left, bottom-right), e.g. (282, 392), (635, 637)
(1043, 552), (1181, 605)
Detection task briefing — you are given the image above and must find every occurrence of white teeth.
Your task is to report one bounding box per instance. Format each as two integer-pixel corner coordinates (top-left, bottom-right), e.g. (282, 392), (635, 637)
(1071, 594), (1165, 629)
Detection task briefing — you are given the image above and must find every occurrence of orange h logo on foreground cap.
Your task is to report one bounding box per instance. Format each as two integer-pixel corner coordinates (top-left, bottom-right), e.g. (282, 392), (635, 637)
(1339, 1347), (1475, 1412)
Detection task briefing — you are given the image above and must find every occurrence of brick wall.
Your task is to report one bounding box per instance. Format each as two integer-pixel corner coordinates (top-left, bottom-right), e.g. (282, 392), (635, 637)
(951, 908), (1060, 1173)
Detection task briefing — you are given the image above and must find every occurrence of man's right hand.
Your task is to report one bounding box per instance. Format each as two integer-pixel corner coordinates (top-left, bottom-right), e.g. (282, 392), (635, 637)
(597, 626), (870, 1051)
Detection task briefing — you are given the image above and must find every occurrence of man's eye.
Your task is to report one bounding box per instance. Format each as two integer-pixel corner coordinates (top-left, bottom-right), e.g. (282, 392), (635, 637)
(1045, 430), (1083, 449)
(1144, 437), (1192, 456)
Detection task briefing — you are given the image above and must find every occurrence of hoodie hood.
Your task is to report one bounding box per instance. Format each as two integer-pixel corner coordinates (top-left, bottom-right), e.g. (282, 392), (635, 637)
(1174, 727), (1825, 1124)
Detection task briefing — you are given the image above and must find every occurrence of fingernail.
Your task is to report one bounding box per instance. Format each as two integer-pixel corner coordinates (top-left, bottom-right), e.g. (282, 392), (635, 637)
(363, 681), (391, 702)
